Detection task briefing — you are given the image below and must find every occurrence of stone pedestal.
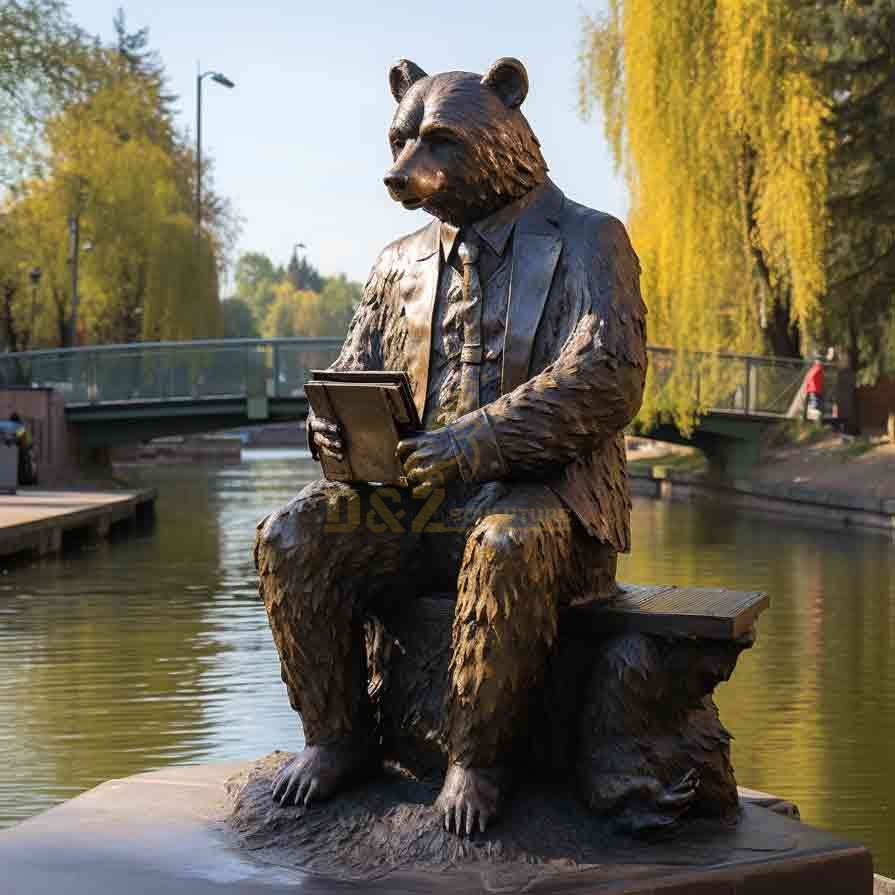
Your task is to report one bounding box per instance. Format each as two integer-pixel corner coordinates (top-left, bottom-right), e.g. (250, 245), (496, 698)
(0, 761), (873, 894)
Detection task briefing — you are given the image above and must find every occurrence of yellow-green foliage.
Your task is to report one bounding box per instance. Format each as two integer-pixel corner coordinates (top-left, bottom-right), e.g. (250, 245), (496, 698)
(581, 0), (831, 431)
(0, 53), (223, 349)
(262, 283), (321, 339)
(261, 276), (358, 339)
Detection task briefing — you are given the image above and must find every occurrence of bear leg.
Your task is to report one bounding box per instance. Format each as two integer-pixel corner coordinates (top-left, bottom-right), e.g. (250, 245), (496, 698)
(255, 479), (420, 804)
(440, 485), (590, 833)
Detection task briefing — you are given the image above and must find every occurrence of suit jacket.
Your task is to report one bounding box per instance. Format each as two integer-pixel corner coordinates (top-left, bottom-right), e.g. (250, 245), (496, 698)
(331, 179), (647, 553)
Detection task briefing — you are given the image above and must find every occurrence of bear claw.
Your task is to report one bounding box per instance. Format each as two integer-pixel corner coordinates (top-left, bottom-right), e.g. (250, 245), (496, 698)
(271, 742), (375, 807)
(436, 763), (503, 837)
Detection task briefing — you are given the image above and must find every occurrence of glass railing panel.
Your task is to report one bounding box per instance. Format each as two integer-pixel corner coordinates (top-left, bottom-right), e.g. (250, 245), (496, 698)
(749, 360), (807, 416)
(273, 342), (341, 398)
(90, 350), (158, 402)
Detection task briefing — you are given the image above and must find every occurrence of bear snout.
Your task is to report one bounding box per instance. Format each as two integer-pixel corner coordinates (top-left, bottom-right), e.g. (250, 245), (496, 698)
(383, 172), (409, 194)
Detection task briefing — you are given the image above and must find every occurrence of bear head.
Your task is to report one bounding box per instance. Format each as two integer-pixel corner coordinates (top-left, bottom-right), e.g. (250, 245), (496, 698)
(383, 57), (548, 227)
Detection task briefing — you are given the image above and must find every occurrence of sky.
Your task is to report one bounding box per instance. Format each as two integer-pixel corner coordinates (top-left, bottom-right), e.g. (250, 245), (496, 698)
(69, 0), (625, 286)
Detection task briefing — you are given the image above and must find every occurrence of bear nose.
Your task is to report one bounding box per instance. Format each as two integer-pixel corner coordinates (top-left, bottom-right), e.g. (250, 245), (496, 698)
(384, 172), (408, 192)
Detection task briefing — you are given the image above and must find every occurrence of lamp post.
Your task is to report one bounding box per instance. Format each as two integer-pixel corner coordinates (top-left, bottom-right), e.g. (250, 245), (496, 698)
(28, 267), (41, 348)
(67, 214), (79, 345)
(291, 242), (308, 289)
(196, 69), (234, 316)
(66, 229), (94, 347)
(196, 69), (235, 241)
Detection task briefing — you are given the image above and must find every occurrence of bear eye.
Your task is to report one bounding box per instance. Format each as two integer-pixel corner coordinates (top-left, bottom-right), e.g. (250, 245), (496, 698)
(425, 132), (456, 148)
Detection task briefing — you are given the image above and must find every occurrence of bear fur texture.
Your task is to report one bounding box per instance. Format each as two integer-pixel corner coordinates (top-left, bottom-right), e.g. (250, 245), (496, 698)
(253, 56), (745, 841)
(384, 58), (548, 224)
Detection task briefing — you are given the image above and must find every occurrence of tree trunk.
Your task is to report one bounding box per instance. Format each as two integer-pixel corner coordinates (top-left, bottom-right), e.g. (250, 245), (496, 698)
(739, 141), (801, 359)
(846, 314), (861, 435)
(764, 297), (801, 358)
(1, 284), (21, 354)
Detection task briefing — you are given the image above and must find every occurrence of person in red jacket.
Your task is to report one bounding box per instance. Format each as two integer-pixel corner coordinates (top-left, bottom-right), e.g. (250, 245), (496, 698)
(806, 354), (824, 420)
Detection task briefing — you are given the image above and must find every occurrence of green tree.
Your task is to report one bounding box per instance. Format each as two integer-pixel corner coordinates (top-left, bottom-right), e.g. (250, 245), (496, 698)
(0, 18), (232, 347)
(262, 282), (316, 338)
(317, 274), (361, 335)
(111, 7), (176, 114)
(0, 180), (70, 349)
(806, 2), (895, 380)
(286, 250), (323, 292)
(232, 250), (362, 339)
(234, 251), (279, 322)
(580, 0), (895, 422)
(221, 297), (259, 338)
(0, 0), (89, 185)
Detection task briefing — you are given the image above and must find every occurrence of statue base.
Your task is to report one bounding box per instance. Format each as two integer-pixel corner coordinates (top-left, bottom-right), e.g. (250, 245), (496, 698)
(0, 760), (873, 894)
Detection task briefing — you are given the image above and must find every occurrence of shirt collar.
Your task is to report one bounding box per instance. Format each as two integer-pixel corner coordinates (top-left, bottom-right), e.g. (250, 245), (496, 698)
(439, 189), (535, 262)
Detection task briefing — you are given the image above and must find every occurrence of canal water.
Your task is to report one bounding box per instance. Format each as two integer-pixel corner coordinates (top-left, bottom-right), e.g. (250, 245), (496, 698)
(0, 451), (893, 873)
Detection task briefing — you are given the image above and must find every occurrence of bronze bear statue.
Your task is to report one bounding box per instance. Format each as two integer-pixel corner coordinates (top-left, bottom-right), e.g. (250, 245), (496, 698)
(255, 57), (739, 837)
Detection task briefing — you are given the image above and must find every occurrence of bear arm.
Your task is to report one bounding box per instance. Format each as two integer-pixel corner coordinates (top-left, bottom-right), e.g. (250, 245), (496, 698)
(331, 258), (391, 373)
(307, 256), (393, 458)
(448, 222), (647, 481)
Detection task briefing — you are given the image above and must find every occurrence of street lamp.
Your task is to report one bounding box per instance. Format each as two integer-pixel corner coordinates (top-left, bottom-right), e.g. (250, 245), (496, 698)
(291, 242), (309, 288)
(196, 69), (235, 240)
(67, 223), (92, 346)
(28, 267), (41, 347)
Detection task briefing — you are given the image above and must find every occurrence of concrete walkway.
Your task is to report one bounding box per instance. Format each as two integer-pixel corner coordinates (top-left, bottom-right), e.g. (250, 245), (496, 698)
(0, 488), (155, 559)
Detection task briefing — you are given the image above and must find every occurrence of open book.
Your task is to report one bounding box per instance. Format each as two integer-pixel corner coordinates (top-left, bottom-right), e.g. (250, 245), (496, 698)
(305, 370), (421, 486)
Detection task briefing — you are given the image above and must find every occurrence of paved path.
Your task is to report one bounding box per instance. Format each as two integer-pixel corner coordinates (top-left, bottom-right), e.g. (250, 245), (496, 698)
(0, 488), (155, 558)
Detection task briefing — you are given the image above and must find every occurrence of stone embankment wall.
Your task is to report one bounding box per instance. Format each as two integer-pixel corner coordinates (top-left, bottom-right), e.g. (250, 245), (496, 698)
(630, 467), (895, 534)
(0, 388), (72, 485)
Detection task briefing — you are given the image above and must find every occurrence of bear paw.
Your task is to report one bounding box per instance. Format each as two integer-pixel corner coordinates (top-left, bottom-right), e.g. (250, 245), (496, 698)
(435, 763), (504, 836)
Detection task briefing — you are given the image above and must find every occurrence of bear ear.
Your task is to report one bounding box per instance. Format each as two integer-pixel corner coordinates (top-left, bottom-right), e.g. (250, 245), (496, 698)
(389, 59), (427, 103)
(481, 57), (529, 109)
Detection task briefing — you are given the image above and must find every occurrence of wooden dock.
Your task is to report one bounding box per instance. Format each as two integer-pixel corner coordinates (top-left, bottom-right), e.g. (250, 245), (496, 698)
(0, 488), (156, 559)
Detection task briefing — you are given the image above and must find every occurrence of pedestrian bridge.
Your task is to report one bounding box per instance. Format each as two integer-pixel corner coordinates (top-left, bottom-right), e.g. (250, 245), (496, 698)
(0, 338), (831, 476)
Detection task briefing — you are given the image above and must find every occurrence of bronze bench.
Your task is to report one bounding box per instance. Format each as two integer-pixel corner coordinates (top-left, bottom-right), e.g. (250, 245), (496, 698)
(364, 582), (769, 833)
(563, 583), (770, 640)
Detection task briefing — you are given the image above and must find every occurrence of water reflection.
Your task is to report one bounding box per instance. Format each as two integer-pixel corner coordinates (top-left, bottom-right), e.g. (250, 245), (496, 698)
(621, 498), (895, 869)
(0, 453), (892, 874)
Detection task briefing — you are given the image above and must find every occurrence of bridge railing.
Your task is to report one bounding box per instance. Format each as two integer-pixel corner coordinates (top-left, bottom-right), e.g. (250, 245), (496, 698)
(0, 338), (344, 406)
(0, 338), (834, 419)
(646, 347), (837, 418)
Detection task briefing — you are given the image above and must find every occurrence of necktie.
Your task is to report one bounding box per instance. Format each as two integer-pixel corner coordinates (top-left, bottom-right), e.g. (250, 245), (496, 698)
(456, 235), (483, 416)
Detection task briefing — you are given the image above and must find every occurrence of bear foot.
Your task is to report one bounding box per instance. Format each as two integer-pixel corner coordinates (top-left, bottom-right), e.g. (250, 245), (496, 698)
(436, 763), (504, 836)
(617, 769), (701, 838)
(580, 767), (700, 838)
(271, 741), (378, 807)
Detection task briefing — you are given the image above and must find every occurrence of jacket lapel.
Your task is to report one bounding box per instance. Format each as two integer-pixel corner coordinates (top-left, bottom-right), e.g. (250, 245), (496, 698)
(405, 220), (441, 420)
(501, 182), (564, 394)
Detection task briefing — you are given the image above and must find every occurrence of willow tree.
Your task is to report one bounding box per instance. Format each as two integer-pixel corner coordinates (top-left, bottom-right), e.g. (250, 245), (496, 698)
(580, 0), (832, 427)
(0, 20), (236, 348)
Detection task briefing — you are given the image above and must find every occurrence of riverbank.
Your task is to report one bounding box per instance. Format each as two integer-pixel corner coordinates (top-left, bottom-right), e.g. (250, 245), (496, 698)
(628, 432), (895, 534)
(0, 487), (156, 560)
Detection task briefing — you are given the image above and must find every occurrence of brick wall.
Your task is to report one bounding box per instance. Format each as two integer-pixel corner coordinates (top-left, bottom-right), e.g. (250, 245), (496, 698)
(0, 388), (72, 485)
(856, 378), (895, 434)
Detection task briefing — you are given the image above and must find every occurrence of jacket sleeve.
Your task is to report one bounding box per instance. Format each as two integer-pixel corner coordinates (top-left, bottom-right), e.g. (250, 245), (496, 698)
(307, 254), (392, 457)
(446, 216), (647, 482)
